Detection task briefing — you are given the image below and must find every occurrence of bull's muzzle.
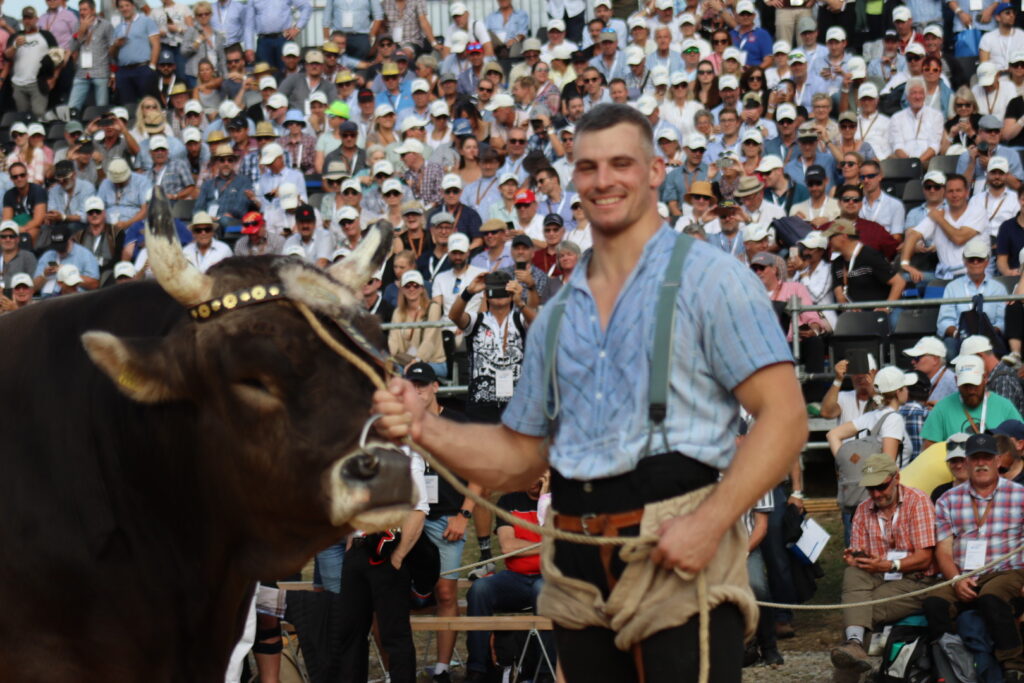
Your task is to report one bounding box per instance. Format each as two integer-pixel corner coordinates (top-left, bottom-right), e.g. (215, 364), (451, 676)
(326, 443), (415, 529)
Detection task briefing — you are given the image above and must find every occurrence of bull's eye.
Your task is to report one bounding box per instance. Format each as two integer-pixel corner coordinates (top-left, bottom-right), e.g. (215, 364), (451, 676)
(239, 377), (269, 393)
(232, 377), (281, 412)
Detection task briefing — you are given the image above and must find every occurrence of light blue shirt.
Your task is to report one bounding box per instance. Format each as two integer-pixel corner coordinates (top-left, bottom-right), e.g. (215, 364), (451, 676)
(906, 0), (943, 26)
(861, 192), (906, 235)
(646, 50), (684, 75)
(589, 51), (628, 83)
(47, 178), (96, 219)
(34, 242), (100, 280)
(114, 13), (159, 65)
(937, 275), (1008, 334)
(484, 9), (530, 42)
(502, 226), (793, 479)
(463, 174), (504, 217)
(257, 166), (307, 200)
(246, 0), (312, 48)
(211, 0), (250, 48)
(135, 136), (188, 172)
(97, 173), (153, 222)
(323, 0), (382, 34)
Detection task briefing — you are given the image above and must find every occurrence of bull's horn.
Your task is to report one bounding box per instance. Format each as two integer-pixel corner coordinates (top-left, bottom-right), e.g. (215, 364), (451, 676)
(145, 187), (213, 306)
(327, 219), (394, 291)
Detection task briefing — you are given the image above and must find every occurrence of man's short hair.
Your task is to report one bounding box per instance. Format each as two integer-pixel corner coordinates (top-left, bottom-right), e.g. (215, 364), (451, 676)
(8, 161), (26, 175)
(479, 146), (501, 163)
(718, 107), (739, 120)
(946, 173), (969, 189)
(225, 43), (244, 57)
(838, 183), (863, 200)
(535, 166), (560, 183)
(860, 159), (881, 174)
(574, 103), (654, 160)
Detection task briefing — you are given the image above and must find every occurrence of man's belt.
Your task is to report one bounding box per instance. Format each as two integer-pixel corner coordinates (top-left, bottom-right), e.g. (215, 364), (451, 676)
(120, 61), (149, 69)
(554, 509), (644, 537)
(259, 32), (283, 39)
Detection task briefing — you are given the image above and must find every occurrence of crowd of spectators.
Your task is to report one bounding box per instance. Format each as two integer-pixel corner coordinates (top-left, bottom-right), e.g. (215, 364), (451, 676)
(16, 0), (1024, 680)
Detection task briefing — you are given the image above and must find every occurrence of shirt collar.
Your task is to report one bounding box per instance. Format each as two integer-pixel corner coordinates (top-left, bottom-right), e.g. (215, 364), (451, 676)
(569, 223), (674, 296)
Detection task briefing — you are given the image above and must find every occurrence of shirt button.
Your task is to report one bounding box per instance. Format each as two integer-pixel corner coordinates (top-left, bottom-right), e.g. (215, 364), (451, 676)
(583, 482), (593, 493)
(595, 392), (603, 400)
(599, 350), (606, 358)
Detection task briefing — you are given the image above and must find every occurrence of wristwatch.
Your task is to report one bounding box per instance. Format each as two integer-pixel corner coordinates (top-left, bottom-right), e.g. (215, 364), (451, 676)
(458, 508), (472, 519)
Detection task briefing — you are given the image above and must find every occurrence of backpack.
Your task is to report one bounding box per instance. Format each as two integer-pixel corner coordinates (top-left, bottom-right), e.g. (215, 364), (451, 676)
(834, 410), (900, 508)
(771, 216), (814, 249)
(878, 615), (932, 682)
(958, 294), (1009, 358)
(931, 633), (979, 683)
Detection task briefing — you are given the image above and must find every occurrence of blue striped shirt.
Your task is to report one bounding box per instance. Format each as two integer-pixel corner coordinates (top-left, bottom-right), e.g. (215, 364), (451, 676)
(323, 0), (382, 34)
(502, 226), (794, 480)
(211, 0), (250, 49)
(246, 0), (312, 47)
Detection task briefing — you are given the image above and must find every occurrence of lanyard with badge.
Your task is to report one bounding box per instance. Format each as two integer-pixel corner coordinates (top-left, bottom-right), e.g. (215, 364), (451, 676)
(858, 113), (878, 144)
(841, 241), (862, 300)
(964, 491), (996, 570)
(494, 315), (515, 399)
(878, 504), (908, 580)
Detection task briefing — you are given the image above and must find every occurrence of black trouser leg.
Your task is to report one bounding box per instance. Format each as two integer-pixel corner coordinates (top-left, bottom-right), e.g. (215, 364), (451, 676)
(923, 596), (956, 641)
(1006, 301), (1023, 346)
(337, 544), (374, 682)
(369, 561), (417, 683)
(555, 604), (745, 683)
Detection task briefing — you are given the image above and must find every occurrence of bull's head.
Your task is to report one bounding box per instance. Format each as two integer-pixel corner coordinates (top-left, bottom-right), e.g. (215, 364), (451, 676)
(80, 189), (412, 562)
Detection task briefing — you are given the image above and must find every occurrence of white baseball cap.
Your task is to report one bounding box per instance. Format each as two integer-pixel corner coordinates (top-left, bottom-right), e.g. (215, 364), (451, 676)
(182, 127), (202, 144)
(756, 155), (783, 173)
(718, 74), (739, 90)
(441, 173), (463, 190)
(893, 5), (912, 21)
(10, 273), (32, 289)
(219, 101), (241, 119)
(486, 93), (515, 111)
(743, 128), (764, 144)
(905, 41), (926, 56)
(430, 100), (450, 118)
(113, 261), (137, 279)
(924, 24), (944, 37)
(736, 0), (756, 12)
(259, 76), (277, 91)
(84, 196), (105, 213)
(498, 171), (519, 186)
(260, 143), (284, 165)
(635, 95), (659, 116)
(742, 223), (771, 242)
(185, 99), (205, 117)
(955, 355), (986, 385)
(111, 106), (130, 120)
(789, 49), (807, 64)
(547, 18), (566, 32)
(373, 160), (394, 176)
(626, 45), (646, 66)
(825, 26), (847, 42)
(267, 93), (288, 110)
(773, 40), (792, 54)
(341, 178), (362, 194)
(963, 237), (992, 259)
(679, 12), (697, 24)
(282, 42), (301, 57)
(858, 82), (879, 100)
(958, 335), (995, 357)
(27, 123), (45, 138)
(722, 46), (744, 64)
(0, 220), (19, 234)
(448, 232), (470, 253)
(685, 132), (708, 149)
(401, 270), (425, 287)
(651, 68), (669, 87)
(57, 264), (83, 287)
(374, 103), (395, 118)
(399, 115), (429, 133)
(988, 155), (1010, 173)
(978, 61), (999, 87)
(797, 230), (828, 250)
(874, 366), (918, 393)
(657, 128), (678, 143)
(776, 103), (798, 121)
(847, 56), (867, 79)
(904, 335), (947, 359)
(450, 1), (468, 15)
(381, 178), (404, 195)
(337, 205), (360, 222)
(10, 122), (27, 136)
(397, 138), (426, 156)
(149, 135), (169, 150)
(923, 170), (947, 185)
(411, 78), (430, 94)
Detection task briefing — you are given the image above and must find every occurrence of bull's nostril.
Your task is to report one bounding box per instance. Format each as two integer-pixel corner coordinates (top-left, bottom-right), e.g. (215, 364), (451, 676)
(343, 452), (380, 480)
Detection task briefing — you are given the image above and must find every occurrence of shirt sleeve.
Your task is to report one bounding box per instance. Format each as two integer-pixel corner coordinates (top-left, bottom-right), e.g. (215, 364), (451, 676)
(933, 493), (953, 542)
(501, 302), (556, 438)
(407, 448), (430, 513)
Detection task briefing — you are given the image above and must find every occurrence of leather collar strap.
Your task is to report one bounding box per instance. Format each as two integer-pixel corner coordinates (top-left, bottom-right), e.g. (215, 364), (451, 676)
(188, 283), (288, 321)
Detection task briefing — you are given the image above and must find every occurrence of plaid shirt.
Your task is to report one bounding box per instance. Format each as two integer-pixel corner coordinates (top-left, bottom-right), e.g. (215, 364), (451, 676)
(988, 363), (1024, 416)
(851, 484), (938, 576)
(146, 159), (196, 197)
(935, 477), (1024, 574)
(898, 401), (929, 465)
(402, 161), (444, 207)
(382, 0), (428, 49)
(241, 149), (295, 185)
(279, 134), (318, 175)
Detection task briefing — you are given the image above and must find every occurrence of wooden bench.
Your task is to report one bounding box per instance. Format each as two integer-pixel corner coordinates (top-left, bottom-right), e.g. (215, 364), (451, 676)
(410, 614), (553, 632)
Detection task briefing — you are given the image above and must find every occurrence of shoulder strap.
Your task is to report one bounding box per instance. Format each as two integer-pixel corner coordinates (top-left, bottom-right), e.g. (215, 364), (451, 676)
(512, 309), (526, 341)
(543, 283), (573, 428)
(649, 233), (695, 425)
(869, 409), (897, 437)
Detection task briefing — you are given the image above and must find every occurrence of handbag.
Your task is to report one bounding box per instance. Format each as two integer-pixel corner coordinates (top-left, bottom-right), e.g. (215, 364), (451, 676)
(954, 28), (982, 58)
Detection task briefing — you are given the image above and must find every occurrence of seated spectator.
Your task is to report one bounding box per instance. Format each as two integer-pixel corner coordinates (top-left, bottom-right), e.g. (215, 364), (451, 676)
(465, 477), (551, 683)
(194, 144), (254, 230)
(389, 270), (446, 378)
(74, 197), (118, 283)
(183, 212), (231, 273)
(889, 78), (943, 166)
(901, 175), (985, 283)
(793, 231), (836, 328)
(858, 160), (904, 238)
(931, 433), (970, 502)
(0, 221), (36, 288)
(0, 272), (36, 312)
(2, 161), (47, 247)
(903, 335), (958, 407)
(967, 157), (1018, 245)
(362, 270), (394, 322)
(55, 264), (85, 296)
(921, 356), (1024, 448)
(790, 165), (839, 227)
(956, 335), (1024, 415)
(935, 240), (1008, 356)
(7, 123), (52, 185)
(418, 212), (455, 285)
(750, 251), (829, 341)
(761, 154), (808, 215)
(233, 212), (284, 257)
(957, 115), (1024, 194)
(942, 87), (980, 155)
(980, 4), (1024, 70)
(853, 84), (890, 159)
(825, 218), (905, 309)
(996, 190), (1024, 276)
(33, 223), (99, 296)
(741, 223), (772, 264)
(829, 454), (937, 676)
(993, 422), (1024, 484)
(146, 136), (198, 202)
(533, 214), (564, 277)
(283, 204), (332, 268)
(735, 176), (785, 239)
(46, 161), (95, 236)
(784, 122), (835, 187)
(923, 433), (1024, 682)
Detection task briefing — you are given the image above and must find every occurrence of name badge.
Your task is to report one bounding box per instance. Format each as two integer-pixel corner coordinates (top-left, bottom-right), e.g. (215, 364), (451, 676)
(393, 26), (404, 44)
(495, 368), (514, 399)
(963, 539), (987, 571)
(80, 51), (94, 69)
(208, 202), (220, 218)
(884, 550), (908, 581)
(341, 10), (354, 27)
(970, 0), (983, 10)
(424, 474), (439, 504)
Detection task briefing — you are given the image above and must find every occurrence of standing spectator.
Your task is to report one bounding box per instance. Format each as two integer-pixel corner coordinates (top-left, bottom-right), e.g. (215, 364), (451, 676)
(111, 0), (160, 108)
(181, 3), (225, 90)
(5, 7), (57, 118)
(486, 0), (529, 58)
(379, 0), (439, 55)
(39, 0), (77, 51)
(68, 0), (112, 112)
(729, 0), (773, 68)
(323, 0), (381, 60)
(829, 454), (937, 676)
(899, 371), (932, 462)
(0, 220), (36, 288)
(247, 0), (312, 72)
(278, 49), (331, 111)
(979, 3), (1024, 70)
(152, 0), (191, 79)
(826, 218), (905, 308)
(903, 336), (958, 406)
(210, 0), (247, 51)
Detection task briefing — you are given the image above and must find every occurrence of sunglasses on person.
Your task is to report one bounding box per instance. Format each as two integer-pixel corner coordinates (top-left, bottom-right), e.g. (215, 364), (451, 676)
(750, 264), (767, 272)
(340, 219), (356, 226)
(192, 226), (214, 233)
(543, 226), (562, 233)
(384, 190), (402, 197)
(683, 47), (700, 54)
(966, 256), (988, 263)
(712, 38), (730, 45)
(220, 156), (238, 162)
(403, 281), (422, 289)
(10, 172), (26, 179)
(807, 180), (825, 186)
(383, 74), (399, 80)
(840, 160), (858, 167)
(860, 173), (879, 180)
(907, 54), (923, 60)
(195, 10), (211, 16)
(840, 195), (862, 202)
(583, 77), (599, 83)
(508, 138), (526, 144)
(748, 75), (763, 81)
(865, 476), (895, 493)
(840, 122), (856, 129)
(87, 209), (104, 216)
(923, 182), (944, 190)
(443, 187), (461, 194)
(955, 101), (972, 108)
(343, 189), (360, 196)
(478, 85), (494, 93)
(698, 69), (714, 75)
(1013, 62), (1024, 68)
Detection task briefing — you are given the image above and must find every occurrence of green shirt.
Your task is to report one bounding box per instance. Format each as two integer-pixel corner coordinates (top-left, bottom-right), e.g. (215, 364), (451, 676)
(920, 391), (1023, 443)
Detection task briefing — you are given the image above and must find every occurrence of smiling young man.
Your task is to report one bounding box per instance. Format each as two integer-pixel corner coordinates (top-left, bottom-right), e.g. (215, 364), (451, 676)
(372, 103), (806, 680)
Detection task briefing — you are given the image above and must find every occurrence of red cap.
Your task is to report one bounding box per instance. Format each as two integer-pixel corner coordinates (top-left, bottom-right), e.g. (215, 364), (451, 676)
(514, 189), (536, 205)
(241, 211), (264, 234)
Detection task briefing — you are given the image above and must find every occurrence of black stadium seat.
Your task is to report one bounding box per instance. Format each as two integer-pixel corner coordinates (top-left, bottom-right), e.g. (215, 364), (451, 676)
(81, 105), (111, 123)
(928, 156), (959, 175)
(902, 179), (925, 211)
(881, 158), (923, 182)
(171, 199), (196, 221)
(830, 311), (891, 369)
(0, 111), (29, 128)
(889, 308), (940, 369)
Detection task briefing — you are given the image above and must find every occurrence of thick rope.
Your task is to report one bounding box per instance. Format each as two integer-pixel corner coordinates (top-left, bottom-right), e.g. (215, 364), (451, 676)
(439, 543), (542, 577)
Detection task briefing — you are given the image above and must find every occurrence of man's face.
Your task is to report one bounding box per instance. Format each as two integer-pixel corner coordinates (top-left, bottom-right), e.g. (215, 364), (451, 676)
(483, 228), (505, 247)
(226, 51), (245, 71)
(567, 98), (584, 120)
(159, 61), (176, 77)
(116, 0), (133, 20)
(924, 33), (942, 52)
(431, 222), (453, 245)
(807, 177), (825, 198)
(151, 147), (169, 165)
(283, 54), (300, 70)
(860, 165), (881, 192)
(10, 166), (27, 189)
(867, 474), (899, 509)
(966, 254), (990, 279)
(720, 87), (739, 106)
(12, 282), (31, 303)
(911, 353), (941, 376)
(685, 144), (705, 166)
(791, 60), (807, 80)
(573, 122), (664, 237)
(340, 217), (361, 237)
(595, 4), (611, 21)
(655, 28), (671, 51)
(610, 81), (629, 103)
(269, 106), (286, 123)
(229, 125), (248, 144)
(443, 186), (462, 207)
(536, 172), (558, 197)
(544, 223), (564, 246)
(0, 229), (18, 252)
(719, 112), (739, 136)
(683, 48), (700, 67)
(405, 213), (422, 231)
(549, 27), (566, 43)
(499, 179), (518, 199)
(412, 380), (439, 409)
(468, 50), (484, 67)
(584, 70), (602, 96)
(507, 130), (528, 157)
(600, 38), (617, 57)
(511, 243), (532, 262)
(448, 249), (467, 268)
(851, 372), (875, 396)
(192, 223), (214, 247)
(218, 154), (237, 176)
(1000, 7), (1017, 26)
(827, 38), (845, 58)
(515, 201), (537, 223)
(960, 381), (985, 408)
(296, 219), (315, 237)
(907, 85), (926, 110)
(58, 172), (75, 192)
(968, 452), (1000, 488)
(737, 9), (755, 27)
(946, 178), (968, 209)
(988, 169), (1006, 190)
(480, 157), (500, 177)
(858, 95), (878, 115)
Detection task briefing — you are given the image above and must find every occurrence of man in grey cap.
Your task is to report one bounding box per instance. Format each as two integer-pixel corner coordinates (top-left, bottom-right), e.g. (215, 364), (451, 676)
(931, 433), (970, 502)
(419, 211), (456, 284)
(785, 122), (836, 186)
(957, 115), (1024, 192)
(830, 453), (938, 676)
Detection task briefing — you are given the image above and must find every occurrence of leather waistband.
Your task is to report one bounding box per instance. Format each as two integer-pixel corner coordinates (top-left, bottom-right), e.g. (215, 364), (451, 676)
(259, 32), (283, 38)
(554, 509), (644, 537)
(121, 61), (149, 69)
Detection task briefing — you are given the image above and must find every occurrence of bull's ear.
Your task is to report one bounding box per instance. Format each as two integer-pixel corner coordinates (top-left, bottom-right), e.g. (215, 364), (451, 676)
(81, 331), (187, 403)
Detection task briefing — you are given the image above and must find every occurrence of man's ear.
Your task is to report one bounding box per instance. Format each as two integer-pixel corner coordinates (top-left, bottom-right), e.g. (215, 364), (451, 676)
(82, 331), (188, 403)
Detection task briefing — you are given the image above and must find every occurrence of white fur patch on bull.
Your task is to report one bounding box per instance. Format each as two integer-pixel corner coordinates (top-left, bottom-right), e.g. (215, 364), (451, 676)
(81, 331), (181, 403)
(278, 263), (359, 317)
(327, 220), (393, 291)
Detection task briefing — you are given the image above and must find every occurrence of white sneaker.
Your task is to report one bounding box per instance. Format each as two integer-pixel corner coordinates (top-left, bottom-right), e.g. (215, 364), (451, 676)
(468, 562), (496, 580)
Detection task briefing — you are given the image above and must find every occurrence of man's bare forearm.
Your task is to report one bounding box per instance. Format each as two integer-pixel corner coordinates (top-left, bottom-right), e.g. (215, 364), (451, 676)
(418, 413), (548, 491)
